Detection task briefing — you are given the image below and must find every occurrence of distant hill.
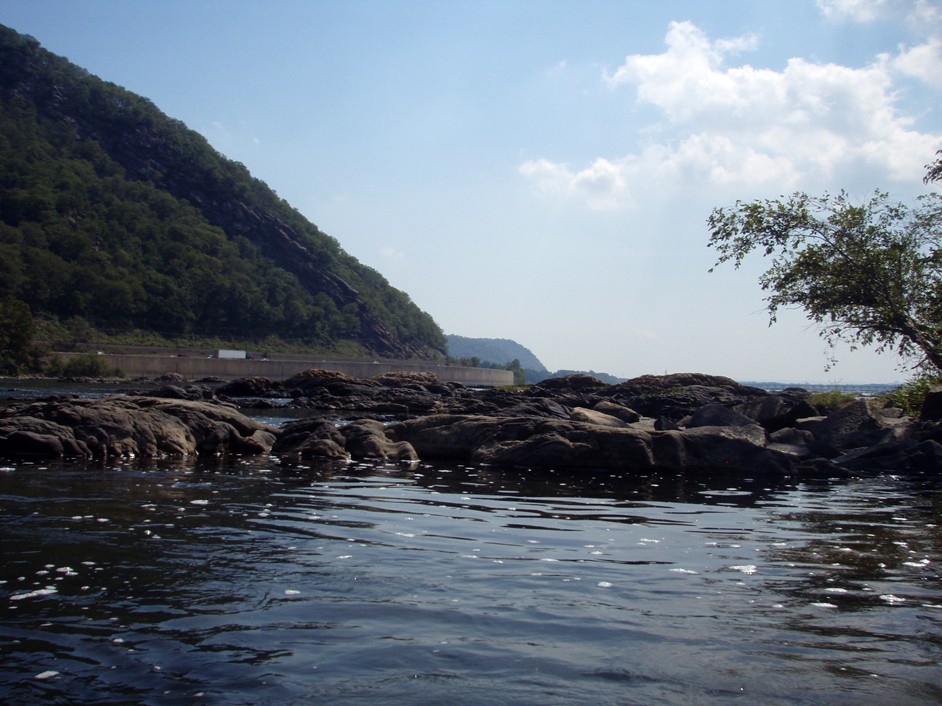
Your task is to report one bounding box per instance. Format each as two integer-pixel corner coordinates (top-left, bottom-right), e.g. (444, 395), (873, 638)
(0, 24), (445, 359)
(446, 335), (547, 372)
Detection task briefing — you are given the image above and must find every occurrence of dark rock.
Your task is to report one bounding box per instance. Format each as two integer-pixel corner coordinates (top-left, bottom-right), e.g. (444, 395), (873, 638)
(735, 393), (818, 432)
(900, 440), (942, 474)
(273, 418), (349, 460)
(0, 396), (277, 460)
(592, 400), (641, 424)
(688, 403), (759, 428)
(920, 385), (942, 422)
(799, 398), (908, 455)
(388, 414), (795, 475)
(570, 407), (631, 428)
(340, 419), (418, 462)
(797, 458), (852, 479)
(600, 373), (768, 423)
(217, 376), (275, 397)
(534, 374), (608, 392)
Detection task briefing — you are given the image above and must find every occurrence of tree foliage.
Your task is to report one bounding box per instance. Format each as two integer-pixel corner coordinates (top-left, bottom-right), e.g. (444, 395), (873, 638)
(0, 296), (35, 374)
(707, 172), (942, 373)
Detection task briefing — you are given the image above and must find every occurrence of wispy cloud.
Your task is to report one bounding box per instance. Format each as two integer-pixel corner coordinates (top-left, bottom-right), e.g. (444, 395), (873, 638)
(380, 246), (405, 260)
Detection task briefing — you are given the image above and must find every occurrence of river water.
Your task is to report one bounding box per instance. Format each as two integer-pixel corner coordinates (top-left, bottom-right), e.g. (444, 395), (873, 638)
(1, 450), (940, 705)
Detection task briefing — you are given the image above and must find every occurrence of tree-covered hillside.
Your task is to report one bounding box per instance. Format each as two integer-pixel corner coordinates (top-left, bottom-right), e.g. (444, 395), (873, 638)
(0, 25), (445, 359)
(446, 335), (547, 371)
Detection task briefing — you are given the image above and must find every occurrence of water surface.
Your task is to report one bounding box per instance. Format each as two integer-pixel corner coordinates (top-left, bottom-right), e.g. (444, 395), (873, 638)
(1, 458), (940, 704)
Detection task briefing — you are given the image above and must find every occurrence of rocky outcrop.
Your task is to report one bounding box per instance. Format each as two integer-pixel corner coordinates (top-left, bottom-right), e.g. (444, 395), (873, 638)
(5, 371), (937, 477)
(382, 413), (796, 475)
(273, 417), (417, 463)
(255, 371), (938, 476)
(0, 396), (277, 459)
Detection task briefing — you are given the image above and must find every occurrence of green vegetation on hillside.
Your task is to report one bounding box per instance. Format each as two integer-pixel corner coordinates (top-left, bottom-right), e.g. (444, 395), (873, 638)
(446, 335), (547, 372)
(0, 25), (445, 360)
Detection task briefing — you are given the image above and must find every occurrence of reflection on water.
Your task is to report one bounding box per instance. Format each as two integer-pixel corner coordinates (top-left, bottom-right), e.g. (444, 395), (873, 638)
(1, 457), (940, 705)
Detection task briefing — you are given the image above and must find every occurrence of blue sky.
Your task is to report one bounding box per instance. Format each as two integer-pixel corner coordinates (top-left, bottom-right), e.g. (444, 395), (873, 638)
(2, 0), (940, 383)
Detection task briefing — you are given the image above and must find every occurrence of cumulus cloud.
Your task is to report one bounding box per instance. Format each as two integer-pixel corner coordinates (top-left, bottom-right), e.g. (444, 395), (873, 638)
(520, 20), (940, 210)
(893, 35), (942, 86)
(519, 157), (633, 210)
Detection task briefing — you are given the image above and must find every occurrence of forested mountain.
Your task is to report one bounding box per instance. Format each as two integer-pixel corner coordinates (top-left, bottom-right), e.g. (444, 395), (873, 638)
(0, 24), (445, 359)
(446, 335), (547, 372)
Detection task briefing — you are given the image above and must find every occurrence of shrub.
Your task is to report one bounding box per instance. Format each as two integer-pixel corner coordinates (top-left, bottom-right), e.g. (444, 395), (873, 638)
(806, 389), (859, 414)
(883, 375), (942, 417)
(56, 353), (125, 378)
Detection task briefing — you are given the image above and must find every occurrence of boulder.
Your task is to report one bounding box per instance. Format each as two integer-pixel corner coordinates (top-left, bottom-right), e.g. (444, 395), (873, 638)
(0, 396), (277, 460)
(217, 376), (275, 397)
(340, 419), (418, 462)
(688, 403), (760, 428)
(272, 418), (349, 460)
(272, 417), (418, 463)
(799, 398), (908, 455)
(600, 373), (769, 423)
(592, 400), (641, 423)
(735, 392), (818, 431)
(920, 385), (942, 422)
(570, 407), (631, 428)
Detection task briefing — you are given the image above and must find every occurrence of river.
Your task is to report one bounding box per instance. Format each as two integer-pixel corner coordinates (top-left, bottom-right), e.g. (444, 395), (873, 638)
(1, 450), (940, 705)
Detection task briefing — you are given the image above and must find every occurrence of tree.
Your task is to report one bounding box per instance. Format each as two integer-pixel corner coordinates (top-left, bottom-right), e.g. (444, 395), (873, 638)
(0, 296), (35, 374)
(707, 167), (942, 374)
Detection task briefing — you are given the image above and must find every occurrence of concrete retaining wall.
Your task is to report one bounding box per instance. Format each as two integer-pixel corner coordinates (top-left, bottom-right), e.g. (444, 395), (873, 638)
(59, 352), (514, 387)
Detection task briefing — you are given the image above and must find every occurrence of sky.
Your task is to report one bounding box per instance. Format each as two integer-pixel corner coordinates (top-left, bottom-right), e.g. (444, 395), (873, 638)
(2, 0), (940, 383)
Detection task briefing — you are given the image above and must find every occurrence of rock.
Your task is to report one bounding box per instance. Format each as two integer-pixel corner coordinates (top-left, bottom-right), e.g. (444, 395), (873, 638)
(767, 427), (816, 460)
(217, 376), (275, 397)
(900, 440), (942, 474)
(688, 403), (760, 428)
(592, 400), (641, 423)
(388, 414), (795, 475)
(735, 393), (818, 432)
(534, 374), (608, 392)
(273, 418), (349, 460)
(570, 407), (630, 428)
(271, 417), (418, 463)
(920, 385), (942, 422)
(601, 373), (769, 423)
(340, 419), (418, 462)
(0, 396), (277, 460)
(799, 398), (905, 455)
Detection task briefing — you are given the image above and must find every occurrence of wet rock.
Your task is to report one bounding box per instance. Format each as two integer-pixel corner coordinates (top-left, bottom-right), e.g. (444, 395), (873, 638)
(340, 419), (418, 462)
(272, 418), (349, 461)
(0, 396), (277, 460)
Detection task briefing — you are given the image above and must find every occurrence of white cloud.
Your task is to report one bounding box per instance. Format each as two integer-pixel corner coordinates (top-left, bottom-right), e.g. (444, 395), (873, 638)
(893, 36), (942, 86)
(520, 21), (940, 210)
(816, 0), (892, 22)
(817, 0), (942, 29)
(518, 157), (633, 210)
(380, 246), (405, 260)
